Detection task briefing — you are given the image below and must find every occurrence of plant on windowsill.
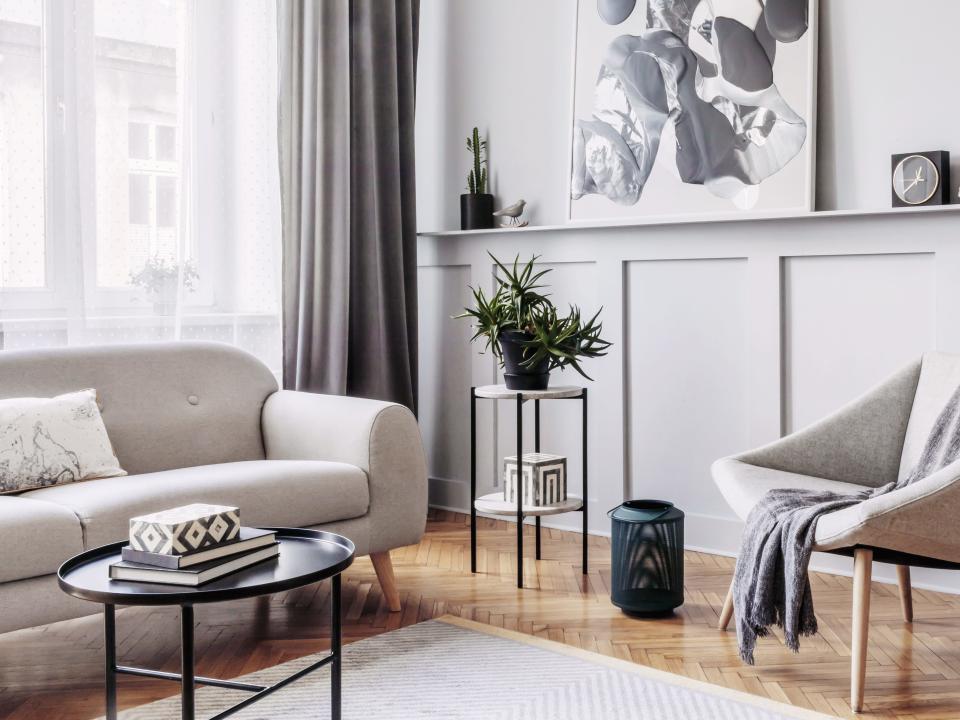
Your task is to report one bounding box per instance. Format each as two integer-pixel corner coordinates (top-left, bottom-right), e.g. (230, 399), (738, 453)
(130, 256), (199, 315)
(456, 253), (612, 390)
(460, 126), (494, 230)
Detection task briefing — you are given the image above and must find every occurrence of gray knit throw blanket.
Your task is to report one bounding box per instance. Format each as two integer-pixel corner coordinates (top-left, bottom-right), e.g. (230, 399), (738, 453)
(735, 383), (960, 664)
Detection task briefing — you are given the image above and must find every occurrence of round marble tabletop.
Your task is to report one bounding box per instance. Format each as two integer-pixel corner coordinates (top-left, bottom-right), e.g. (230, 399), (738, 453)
(474, 493), (583, 517)
(474, 384), (584, 400)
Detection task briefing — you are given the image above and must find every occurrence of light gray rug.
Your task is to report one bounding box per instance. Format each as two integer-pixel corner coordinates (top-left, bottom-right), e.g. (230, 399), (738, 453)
(116, 617), (835, 720)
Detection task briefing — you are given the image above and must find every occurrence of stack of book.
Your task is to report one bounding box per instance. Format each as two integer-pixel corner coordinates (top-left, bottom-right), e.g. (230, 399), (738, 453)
(109, 503), (279, 587)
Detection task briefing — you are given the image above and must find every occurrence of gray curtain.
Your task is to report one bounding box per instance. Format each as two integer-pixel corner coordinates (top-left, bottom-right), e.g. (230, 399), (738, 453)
(278, 0), (419, 411)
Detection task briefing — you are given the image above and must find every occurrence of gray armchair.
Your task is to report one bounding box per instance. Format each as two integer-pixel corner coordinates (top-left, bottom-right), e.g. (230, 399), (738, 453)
(712, 352), (960, 712)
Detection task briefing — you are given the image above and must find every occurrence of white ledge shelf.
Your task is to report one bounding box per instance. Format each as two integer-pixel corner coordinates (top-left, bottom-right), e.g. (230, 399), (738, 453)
(417, 202), (960, 238)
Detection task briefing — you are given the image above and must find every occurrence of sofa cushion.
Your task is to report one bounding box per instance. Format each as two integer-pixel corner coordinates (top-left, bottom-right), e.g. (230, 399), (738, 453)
(24, 460), (369, 549)
(0, 388), (126, 494)
(0, 496), (85, 583)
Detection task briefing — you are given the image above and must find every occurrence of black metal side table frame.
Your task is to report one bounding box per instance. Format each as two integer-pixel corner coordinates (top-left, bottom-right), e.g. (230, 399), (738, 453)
(100, 577), (341, 720)
(58, 527), (353, 720)
(470, 386), (588, 588)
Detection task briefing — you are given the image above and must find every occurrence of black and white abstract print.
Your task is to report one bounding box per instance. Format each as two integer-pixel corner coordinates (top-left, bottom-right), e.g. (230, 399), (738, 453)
(571, 0), (813, 216)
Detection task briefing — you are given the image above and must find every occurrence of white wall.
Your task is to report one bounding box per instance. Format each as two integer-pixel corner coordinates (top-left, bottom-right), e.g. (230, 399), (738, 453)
(418, 209), (960, 593)
(416, 0), (960, 229)
(414, 1), (960, 592)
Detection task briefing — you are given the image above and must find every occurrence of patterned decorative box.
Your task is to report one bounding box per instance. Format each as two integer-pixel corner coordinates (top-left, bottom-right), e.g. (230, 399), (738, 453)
(129, 503), (240, 555)
(503, 453), (567, 506)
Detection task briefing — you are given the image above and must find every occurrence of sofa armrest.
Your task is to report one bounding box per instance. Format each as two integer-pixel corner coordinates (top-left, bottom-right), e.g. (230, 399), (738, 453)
(734, 359), (921, 487)
(261, 390), (428, 552)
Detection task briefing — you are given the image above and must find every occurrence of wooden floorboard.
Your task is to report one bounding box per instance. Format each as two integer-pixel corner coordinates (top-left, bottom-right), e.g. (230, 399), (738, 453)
(2, 509), (960, 719)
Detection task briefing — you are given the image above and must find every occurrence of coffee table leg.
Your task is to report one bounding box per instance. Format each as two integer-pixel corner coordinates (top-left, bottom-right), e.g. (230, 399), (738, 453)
(104, 604), (117, 720)
(181, 604), (195, 720)
(332, 574), (342, 720)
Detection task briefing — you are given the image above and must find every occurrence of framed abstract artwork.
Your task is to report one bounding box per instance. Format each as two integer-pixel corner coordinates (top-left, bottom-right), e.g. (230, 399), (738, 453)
(568, 0), (818, 223)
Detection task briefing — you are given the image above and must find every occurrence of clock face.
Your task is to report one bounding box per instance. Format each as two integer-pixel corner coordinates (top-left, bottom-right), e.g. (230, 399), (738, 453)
(893, 154), (939, 205)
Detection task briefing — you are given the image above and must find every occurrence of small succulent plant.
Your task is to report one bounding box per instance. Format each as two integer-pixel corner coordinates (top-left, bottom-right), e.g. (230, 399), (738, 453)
(456, 253), (612, 380)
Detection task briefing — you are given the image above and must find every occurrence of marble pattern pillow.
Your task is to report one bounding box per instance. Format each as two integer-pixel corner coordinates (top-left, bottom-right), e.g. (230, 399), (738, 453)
(0, 389), (126, 494)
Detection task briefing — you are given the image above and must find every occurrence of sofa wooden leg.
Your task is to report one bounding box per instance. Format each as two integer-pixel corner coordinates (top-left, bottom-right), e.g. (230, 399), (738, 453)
(718, 580), (735, 630)
(370, 551), (401, 612)
(851, 548), (873, 713)
(895, 565), (913, 623)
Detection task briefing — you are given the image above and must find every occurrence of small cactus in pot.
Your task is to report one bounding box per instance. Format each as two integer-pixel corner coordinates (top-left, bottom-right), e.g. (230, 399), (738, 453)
(460, 126), (494, 230)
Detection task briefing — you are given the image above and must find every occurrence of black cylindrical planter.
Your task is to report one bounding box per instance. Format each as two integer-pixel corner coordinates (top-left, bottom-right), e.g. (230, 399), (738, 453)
(498, 330), (550, 390)
(460, 193), (494, 230)
(608, 500), (684, 615)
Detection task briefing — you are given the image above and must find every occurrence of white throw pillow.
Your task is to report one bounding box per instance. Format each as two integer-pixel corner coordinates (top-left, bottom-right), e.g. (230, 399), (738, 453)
(0, 389), (126, 494)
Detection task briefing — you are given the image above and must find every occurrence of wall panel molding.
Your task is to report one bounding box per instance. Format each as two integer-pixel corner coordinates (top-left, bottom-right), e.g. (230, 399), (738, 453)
(782, 252), (936, 433)
(418, 209), (960, 592)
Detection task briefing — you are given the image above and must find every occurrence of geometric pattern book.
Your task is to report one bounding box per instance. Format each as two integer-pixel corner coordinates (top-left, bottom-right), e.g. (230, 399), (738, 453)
(570, 0), (817, 222)
(504, 453), (567, 506)
(129, 503), (240, 555)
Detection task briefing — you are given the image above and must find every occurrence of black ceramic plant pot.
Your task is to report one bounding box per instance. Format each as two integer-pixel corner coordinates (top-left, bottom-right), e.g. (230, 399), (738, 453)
(499, 330), (550, 390)
(460, 193), (494, 230)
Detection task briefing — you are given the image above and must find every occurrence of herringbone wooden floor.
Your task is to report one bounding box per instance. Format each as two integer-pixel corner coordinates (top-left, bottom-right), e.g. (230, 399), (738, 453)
(2, 509), (960, 719)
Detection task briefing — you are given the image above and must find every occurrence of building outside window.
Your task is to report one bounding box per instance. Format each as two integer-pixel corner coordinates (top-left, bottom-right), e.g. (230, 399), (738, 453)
(0, 0), (281, 374)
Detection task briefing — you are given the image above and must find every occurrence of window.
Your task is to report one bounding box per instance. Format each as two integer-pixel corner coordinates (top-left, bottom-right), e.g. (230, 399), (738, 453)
(117, 118), (180, 288)
(0, 0), (45, 289)
(0, 0), (282, 374)
(94, 0), (184, 289)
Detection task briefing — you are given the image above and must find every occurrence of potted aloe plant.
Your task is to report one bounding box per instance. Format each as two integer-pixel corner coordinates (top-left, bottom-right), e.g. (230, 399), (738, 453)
(460, 127), (494, 230)
(457, 253), (612, 390)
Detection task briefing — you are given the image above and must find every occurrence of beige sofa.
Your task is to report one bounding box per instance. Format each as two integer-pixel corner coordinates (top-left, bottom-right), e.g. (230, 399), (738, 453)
(0, 341), (428, 633)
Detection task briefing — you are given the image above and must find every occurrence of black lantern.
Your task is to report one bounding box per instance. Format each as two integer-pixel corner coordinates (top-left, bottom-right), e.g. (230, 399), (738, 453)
(608, 500), (684, 615)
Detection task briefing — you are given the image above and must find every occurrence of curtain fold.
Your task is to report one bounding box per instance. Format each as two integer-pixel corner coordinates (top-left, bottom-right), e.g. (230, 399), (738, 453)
(278, 0), (419, 412)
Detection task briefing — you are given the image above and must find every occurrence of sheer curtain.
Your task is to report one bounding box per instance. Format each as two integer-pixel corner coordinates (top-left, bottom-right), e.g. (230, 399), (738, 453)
(0, 0), (282, 376)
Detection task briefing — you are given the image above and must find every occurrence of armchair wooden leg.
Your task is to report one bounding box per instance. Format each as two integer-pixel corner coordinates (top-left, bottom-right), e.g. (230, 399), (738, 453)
(895, 565), (913, 623)
(851, 548), (873, 713)
(370, 551), (402, 612)
(718, 580), (735, 630)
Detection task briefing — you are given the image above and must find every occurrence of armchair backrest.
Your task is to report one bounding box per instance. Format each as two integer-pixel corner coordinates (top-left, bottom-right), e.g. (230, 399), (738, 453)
(898, 352), (960, 481)
(0, 342), (279, 476)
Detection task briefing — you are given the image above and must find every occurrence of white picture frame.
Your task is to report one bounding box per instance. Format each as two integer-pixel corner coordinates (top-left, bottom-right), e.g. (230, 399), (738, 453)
(566, 0), (819, 225)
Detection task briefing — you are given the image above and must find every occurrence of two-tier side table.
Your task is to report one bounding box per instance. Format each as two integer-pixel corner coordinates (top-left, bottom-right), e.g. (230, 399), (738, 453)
(470, 384), (588, 588)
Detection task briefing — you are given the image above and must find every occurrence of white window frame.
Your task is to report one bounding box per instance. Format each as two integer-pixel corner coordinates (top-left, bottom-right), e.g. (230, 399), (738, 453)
(0, 0), (216, 317)
(0, 2), (56, 312)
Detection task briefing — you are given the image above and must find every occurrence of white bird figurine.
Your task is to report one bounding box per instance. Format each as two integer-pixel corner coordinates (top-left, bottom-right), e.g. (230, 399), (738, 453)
(493, 199), (528, 227)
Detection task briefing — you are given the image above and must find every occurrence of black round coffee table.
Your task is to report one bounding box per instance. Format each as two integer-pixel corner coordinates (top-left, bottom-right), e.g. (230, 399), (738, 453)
(58, 527), (355, 720)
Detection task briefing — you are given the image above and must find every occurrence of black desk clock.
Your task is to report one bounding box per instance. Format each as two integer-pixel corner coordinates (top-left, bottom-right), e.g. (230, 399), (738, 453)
(891, 151), (950, 207)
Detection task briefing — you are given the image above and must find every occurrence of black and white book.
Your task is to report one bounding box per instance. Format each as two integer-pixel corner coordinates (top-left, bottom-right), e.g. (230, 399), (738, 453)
(120, 527), (277, 569)
(110, 543), (279, 586)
